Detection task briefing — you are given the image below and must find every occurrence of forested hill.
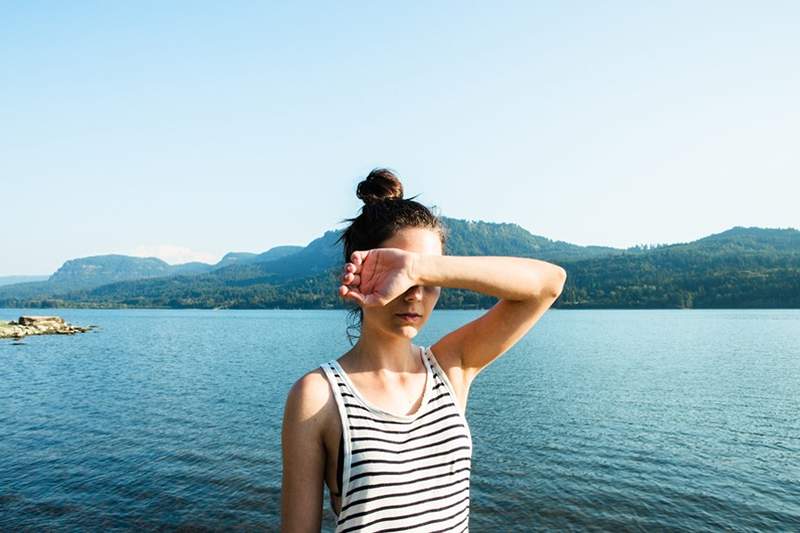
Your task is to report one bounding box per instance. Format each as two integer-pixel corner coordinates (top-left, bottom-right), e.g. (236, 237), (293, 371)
(439, 218), (619, 261)
(0, 246), (303, 302)
(556, 227), (800, 309)
(0, 222), (797, 309)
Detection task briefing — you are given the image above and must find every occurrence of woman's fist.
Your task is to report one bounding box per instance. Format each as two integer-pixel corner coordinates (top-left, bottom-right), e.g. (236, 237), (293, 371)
(338, 248), (419, 307)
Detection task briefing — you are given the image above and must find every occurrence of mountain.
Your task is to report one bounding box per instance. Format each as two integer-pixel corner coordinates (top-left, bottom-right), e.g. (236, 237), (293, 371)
(60, 232), (345, 308)
(169, 262), (215, 276)
(0, 255), (175, 302)
(202, 232), (342, 285)
(0, 254), (212, 301)
(688, 226), (800, 253)
(254, 246), (304, 263)
(49, 255), (179, 288)
(215, 252), (259, 269)
(0, 223), (797, 309)
(441, 218), (619, 261)
(44, 219), (618, 308)
(0, 275), (49, 287)
(0, 244), (305, 303)
(555, 226), (800, 309)
(215, 246), (302, 269)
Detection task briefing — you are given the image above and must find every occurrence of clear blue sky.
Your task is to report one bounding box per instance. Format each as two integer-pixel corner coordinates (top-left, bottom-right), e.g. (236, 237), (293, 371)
(2, 1), (798, 275)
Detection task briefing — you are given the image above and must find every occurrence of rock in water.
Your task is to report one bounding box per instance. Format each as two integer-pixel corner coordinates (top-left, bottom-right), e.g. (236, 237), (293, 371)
(0, 316), (94, 339)
(18, 316), (66, 327)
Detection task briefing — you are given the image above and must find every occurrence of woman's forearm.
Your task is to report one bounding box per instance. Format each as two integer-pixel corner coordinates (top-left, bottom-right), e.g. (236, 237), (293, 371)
(413, 255), (567, 302)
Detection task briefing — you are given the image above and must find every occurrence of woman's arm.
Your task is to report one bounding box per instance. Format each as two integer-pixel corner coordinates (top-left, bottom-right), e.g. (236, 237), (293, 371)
(415, 255), (566, 381)
(281, 371), (329, 532)
(414, 255), (566, 303)
(340, 250), (566, 385)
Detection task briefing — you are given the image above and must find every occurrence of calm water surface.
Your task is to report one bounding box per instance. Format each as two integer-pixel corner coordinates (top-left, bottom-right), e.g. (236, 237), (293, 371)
(1, 308), (798, 531)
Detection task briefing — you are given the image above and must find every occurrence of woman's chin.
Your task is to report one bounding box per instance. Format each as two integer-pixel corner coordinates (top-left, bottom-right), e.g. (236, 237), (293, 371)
(394, 325), (420, 338)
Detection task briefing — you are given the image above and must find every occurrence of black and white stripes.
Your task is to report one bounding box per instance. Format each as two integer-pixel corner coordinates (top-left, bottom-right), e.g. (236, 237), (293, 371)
(320, 345), (472, 533)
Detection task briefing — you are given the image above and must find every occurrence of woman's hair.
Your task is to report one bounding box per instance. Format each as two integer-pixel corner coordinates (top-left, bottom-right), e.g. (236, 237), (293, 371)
(336, 168), (447, 344)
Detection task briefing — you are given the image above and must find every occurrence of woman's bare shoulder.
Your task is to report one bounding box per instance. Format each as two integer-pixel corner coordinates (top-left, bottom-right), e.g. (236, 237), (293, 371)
(284, 367), (337, 432)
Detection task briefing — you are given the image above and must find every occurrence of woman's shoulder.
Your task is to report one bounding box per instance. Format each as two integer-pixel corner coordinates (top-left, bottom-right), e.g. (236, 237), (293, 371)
(289, 366), (329, 395)
(283, 366), (338, 432)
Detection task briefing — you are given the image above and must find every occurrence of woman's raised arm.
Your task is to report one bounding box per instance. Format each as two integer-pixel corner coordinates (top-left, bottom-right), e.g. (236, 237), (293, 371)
(417, 254), (566, 382)
(340, 249), (566, 385)
(415, 254), (566, 303)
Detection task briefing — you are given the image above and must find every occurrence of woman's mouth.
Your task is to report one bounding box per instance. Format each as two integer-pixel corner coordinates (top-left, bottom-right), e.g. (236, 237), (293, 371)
(395, 313), (422, 322)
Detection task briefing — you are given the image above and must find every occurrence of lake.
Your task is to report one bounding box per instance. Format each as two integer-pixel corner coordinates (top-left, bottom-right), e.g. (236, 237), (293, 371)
(1, 308), (798, 531)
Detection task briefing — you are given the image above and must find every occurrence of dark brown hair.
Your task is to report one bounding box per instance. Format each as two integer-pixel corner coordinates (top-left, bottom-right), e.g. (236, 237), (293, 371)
(336, 168), (446, 344)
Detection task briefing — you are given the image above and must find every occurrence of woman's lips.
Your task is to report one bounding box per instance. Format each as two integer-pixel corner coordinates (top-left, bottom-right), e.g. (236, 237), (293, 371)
(396, 313), (421, 322)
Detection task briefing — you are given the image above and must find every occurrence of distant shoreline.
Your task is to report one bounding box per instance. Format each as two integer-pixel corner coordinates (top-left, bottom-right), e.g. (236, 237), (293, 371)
(1, 305), (797, 311)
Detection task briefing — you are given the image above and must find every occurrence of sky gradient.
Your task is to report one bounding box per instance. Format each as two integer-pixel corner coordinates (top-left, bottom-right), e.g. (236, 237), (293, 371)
(2, 1), (798, 275)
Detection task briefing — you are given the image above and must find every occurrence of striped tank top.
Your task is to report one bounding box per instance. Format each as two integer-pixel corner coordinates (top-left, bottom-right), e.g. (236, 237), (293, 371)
(320, 345), (472, 533)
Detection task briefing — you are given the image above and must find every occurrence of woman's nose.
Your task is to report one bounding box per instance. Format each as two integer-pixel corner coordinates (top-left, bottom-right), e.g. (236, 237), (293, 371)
(404, 285), (423, 301)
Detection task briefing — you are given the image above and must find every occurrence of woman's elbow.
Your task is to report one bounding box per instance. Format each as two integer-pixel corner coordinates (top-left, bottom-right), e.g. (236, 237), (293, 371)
(544, 266), (567, 299)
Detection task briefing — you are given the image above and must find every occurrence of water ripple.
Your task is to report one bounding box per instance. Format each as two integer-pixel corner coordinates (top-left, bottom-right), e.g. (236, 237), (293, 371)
(2, 308), (799, 531)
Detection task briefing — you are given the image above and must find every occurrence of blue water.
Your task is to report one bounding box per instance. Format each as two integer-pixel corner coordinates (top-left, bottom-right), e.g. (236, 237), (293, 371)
(1, 308), (798, 531)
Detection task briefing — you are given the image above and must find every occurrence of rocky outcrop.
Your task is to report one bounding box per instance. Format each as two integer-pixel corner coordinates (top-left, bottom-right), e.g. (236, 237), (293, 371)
(0, 316), (95, 339)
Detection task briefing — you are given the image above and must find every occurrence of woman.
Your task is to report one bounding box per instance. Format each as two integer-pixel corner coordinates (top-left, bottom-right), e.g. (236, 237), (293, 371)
(281, 169), (566, 532)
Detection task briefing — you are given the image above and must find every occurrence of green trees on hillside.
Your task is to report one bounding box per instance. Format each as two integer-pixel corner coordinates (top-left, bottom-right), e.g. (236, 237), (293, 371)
(1, 225), (798, 309)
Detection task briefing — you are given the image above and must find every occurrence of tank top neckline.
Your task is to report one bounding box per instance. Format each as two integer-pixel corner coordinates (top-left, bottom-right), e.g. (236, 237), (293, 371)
(330, 345), (433, 421)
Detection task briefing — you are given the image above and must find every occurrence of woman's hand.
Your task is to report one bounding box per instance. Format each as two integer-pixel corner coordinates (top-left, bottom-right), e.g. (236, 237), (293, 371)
(338, 248), (419, 307)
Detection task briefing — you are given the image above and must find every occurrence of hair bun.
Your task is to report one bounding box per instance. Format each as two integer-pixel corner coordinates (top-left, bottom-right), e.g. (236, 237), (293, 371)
(356, 168), (404, 205)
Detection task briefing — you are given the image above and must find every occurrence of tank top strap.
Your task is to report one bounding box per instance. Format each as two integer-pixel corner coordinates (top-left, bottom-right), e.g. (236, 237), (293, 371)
(319, 361), (354, 506)
(321, 360), (358, 407)
(424, 346), (472, 424)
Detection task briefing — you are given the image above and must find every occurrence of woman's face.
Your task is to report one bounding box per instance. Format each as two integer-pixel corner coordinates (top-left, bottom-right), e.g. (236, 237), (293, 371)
(361, 226), (443, 340)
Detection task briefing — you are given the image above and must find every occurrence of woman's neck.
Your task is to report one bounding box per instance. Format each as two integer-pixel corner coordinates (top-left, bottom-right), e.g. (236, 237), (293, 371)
(346, 329), (420, 375)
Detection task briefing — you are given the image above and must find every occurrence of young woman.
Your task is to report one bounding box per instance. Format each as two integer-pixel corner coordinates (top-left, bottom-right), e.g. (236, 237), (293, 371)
(281, 169), (566, 532)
